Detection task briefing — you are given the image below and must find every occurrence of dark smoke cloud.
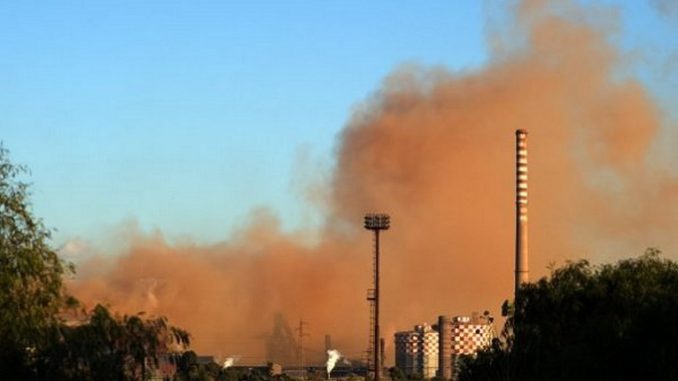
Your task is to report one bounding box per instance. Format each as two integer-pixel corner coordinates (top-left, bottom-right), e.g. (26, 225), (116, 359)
(68, 0), (677, 364)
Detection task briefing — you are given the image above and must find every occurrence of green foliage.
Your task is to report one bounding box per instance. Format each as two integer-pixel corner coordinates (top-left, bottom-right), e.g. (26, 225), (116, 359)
(0, 145), (70, 375)
(36, 304), (190, 380)
(0, 146), (192, 380)
(174, 350), (213, 381)
(459, 250), (678, 381)
(179, 365), (298, 381)
(389, 366), (430, 381)
(389, 366), (408, 381)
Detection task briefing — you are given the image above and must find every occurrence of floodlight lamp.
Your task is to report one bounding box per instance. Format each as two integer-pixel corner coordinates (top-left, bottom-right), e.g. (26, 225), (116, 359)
(364, 213), (390, 230)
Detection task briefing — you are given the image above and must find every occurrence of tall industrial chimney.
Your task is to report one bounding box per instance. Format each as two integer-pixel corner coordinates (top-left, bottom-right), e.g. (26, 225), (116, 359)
(515, 130), (529, 297)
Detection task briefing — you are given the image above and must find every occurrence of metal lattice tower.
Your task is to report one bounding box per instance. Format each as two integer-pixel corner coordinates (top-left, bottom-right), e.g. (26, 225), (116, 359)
(366, 286), (376, 372)
(364, 213), (390, 381)
(266, 314), (300, 366)
(296, 319), (309, 377)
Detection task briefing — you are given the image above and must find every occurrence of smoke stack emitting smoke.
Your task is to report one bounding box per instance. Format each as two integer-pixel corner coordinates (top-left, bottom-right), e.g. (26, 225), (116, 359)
(326, 349), (342, 378)
(66, 0), (677, 360)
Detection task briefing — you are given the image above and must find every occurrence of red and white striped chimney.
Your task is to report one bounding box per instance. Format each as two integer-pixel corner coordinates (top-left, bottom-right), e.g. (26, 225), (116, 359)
(515, 129), (529, 296)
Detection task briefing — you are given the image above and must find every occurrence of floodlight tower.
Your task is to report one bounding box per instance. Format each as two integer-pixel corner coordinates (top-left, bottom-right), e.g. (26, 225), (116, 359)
(364, 213), (390, 381)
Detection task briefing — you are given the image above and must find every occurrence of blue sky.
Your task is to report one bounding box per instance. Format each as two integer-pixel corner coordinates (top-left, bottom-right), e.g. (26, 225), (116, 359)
(0, 1), (674, 246)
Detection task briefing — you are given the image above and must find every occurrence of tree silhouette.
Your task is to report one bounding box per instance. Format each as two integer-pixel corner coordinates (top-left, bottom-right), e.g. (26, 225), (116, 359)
(0, 145), (191, 380)
(37, 304), (190, 380)
(0, 145), (70, 377)
(460, 249), (678, 381)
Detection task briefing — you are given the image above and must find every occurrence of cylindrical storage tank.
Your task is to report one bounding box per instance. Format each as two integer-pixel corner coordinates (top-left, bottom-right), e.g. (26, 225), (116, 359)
(437, 315), (452, 380)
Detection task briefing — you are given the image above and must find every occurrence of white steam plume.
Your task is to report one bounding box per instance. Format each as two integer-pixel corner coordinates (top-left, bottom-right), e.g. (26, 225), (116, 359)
(326, 349), (342, 378)
(222, 355), (240, 369)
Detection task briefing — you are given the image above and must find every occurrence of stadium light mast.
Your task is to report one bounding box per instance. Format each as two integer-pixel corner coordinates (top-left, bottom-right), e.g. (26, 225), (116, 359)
(364, 213), (390, 381)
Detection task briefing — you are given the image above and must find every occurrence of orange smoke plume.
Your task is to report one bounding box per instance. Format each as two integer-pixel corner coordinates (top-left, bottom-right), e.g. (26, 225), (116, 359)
(68, 0), (677, 364)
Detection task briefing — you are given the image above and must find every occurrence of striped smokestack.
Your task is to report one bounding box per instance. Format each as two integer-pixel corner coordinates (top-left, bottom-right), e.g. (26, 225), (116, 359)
(515, 129), (529, 297)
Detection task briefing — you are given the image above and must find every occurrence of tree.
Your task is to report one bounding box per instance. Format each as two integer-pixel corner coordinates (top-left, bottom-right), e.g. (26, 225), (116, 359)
(174, 350), (202, 381)
(459, 249), (678, 381)
(0, 146), (191, 380)
(389, 366), (408, 381)
(37, 304), (190, 380)
(0, 145), (70, 376)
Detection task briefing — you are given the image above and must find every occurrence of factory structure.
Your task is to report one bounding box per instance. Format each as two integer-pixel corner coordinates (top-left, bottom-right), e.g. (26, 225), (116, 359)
(195, 130), (529, 381)
(394, 313), (494, 380)
(394, 324), (439, 378)
(391, 130), (528, 380)
(251, 130), (529, 380)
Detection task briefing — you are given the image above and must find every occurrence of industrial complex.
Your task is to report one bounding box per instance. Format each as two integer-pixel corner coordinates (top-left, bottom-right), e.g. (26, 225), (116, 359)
(394, 313), (495, 380)
(168, 130), (528, 381)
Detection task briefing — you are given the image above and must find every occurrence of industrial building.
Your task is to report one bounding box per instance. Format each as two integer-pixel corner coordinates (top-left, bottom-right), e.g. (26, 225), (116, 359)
(438, 313), (494, 380)
(390, 130), (528, 380)
(394, 324), (439, 378)
(394, 314), (493, 380)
